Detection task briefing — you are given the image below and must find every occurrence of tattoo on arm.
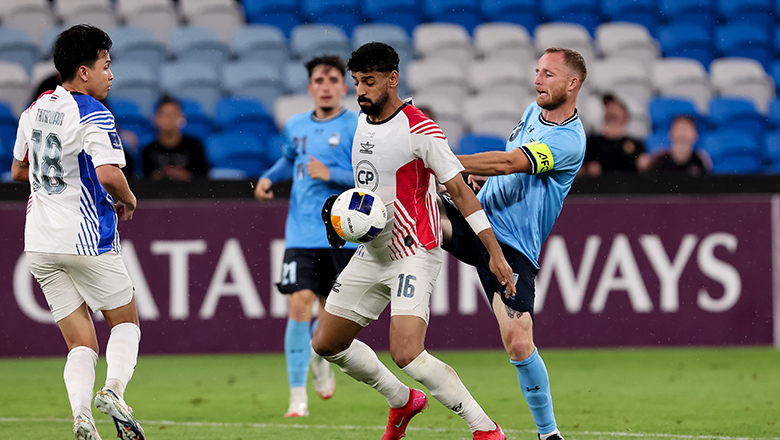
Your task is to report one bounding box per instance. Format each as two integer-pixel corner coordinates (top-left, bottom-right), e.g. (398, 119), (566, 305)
(504, 304), (525, 319)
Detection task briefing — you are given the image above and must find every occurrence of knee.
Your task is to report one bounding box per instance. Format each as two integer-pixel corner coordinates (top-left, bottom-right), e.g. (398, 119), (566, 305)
(391, 348), (422, 369)
(504, 331), (536, 362)
(311, 333), (343, 358)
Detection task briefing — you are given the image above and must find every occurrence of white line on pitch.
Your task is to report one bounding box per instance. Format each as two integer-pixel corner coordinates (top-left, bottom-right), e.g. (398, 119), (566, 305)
(0, 418), (776, 440)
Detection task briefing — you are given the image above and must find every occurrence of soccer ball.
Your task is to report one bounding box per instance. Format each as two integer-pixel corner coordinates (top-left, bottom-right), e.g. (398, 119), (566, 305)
(330, 188), (387, 243)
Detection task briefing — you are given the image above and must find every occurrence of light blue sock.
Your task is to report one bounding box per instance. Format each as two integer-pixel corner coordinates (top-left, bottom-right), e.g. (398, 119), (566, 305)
(311, 319), (319, 336)
(511, 347), (557, 434)
(285, 319), (312, 388)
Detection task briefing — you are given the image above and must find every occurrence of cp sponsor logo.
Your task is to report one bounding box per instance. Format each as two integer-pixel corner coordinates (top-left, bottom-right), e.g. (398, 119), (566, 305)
(355, 160), (379, 191)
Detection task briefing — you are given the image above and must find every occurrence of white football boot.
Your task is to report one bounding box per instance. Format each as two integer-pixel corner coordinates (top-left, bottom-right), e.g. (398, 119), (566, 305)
(94, 387), (145, 440)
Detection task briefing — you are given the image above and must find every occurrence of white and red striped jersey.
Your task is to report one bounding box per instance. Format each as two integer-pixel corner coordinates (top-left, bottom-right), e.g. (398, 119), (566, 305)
(13, 85), (126, 255)
(352, 102), (464, 261)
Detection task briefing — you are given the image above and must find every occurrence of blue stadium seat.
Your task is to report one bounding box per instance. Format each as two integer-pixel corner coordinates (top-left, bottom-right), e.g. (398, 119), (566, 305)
(649, 97), (700, 133)
(602, 0), (659, 34)
(715, 24), (772, 70)
(106, 97), (153, 175)
(716, 0), (773, 31)
(352, 23), (414, 68)
(161, 61), (222, 114)
(423, 0), (483, 33)
(481, 0), (541, 32)
(179, 98), (215, 141)
(659, 0), (716, 32)
(459, 134), (505, 155)
(41, 26), (67, 60)
(541, 0), (600, 34)
(709, 97), (767, 143)
(214, 97), (277, 141)
(701, 129), (763, 174)
(657, 23), (714, 67)
(0, 101), (17, 171)
(232, 25), (289, 67)
(169, 27), (230, 66)
(290, 24), (352, 62)
(769, 98), (780, 128)
(363, 0), (422, 35)
(206, 131), (267, 177)
(644, 131), (670, 153)
(775, 27), (780, 60)
(283, 61), (310, 94)
(224, 60), (284, 110)
(771, 60), (780, 95)
(0, 28), (39, 74)
(110, 27), (168, 74)
(109, 61), (160, 118)
(303, 0), (363, 32)
(243, 0), (301, 36)
(764, 131), (780, 172)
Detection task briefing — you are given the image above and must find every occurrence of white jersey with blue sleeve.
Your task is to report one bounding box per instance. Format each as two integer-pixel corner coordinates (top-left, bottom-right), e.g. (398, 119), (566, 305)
(13, 85), (126, 256)
(477, 102), (586, 268)
(262, 108), (358, 249)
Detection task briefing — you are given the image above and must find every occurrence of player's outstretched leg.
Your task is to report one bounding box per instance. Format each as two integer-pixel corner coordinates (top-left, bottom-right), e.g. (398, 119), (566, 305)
(284, 318), (312, 416)
(512, 348), (563, 440)
(401, 350), (505, 439)
(309, 319), (335, 400)
(65, 346), (100, 440)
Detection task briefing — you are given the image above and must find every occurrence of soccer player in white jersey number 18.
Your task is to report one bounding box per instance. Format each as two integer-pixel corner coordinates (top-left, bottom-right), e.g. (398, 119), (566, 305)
(11, 25), (144, 440)
(311, 42), (515, 440)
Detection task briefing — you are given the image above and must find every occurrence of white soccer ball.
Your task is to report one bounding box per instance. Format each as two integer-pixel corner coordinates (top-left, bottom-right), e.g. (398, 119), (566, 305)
(330, 188), (387, 243)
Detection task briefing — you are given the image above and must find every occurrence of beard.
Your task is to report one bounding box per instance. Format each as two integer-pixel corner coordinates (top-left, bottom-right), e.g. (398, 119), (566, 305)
(537, 88), (567, 111)
(358, 91), (389, 116)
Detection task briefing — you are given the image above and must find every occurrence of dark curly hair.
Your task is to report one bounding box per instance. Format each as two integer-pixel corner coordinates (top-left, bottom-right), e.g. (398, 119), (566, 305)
(347, 42), (399, 74)
(54, 24), (112, 82)
(305, 55), (347, 79)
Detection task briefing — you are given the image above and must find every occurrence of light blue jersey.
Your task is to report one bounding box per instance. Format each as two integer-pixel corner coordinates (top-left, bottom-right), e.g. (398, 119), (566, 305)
(478, 102), (586, 268)
(262, 108), (358, 249)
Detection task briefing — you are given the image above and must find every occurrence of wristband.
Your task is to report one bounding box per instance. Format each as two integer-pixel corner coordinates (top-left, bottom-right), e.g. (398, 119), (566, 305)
(465, 210), (491, 235)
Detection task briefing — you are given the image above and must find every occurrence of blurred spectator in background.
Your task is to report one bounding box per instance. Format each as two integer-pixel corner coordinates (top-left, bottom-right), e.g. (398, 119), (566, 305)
(582, 94), (650, 176)
(142, 96), (209, 181)
(649, 115), (710, 176)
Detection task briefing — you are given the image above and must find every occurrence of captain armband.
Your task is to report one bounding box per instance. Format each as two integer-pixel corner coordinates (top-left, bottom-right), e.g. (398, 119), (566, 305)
(521, 142), (555, 174)
(465, 210), (491, 235)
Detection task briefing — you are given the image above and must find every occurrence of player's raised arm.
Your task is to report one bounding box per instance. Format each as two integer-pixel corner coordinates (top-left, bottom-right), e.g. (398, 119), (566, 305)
(443, 174), (516, 296)
(457, 147), (533, 176)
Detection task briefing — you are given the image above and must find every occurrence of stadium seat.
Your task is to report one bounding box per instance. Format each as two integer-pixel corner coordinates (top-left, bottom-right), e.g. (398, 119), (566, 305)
(122, 0), (181, 44)
(109, 61), (161, 118)
(601, 0), (658, 33)
(107, 97), (154, 171)
(701, 129), (763, 174)
(715, 24), (772, 71)
(407, 59), (468, 102)
(30, 61), (58, 94)
(622, 97), (652, 139)
(464, 94), (524, 138)
(716, 0), (773, 31)
(232, 25), (289, 67)
(468, 59), (533, 101)
(303, 0), (362, 32)
(422, 0), (482, 33)
(0, 28), (40, 74)
(459, 134), (506, 155)
(659, 0), (716, 32)
(0, 101), (17, 169)
(185, 0), (246, 44)
(708, 97), (767, 143)
(352, 23), (414, 70)
(223, 60), (284, 110)
(0, 61), (31, 117)
(363, 0), (421, 35)
(282, 61), (310, 95)
(110, 27), (168, 74)
(413, 23), (474, 65)
(40, 26), (67, 60)
(577, 92), (605, 135)
(534, 23), (595, 67)
(541, 0), (600, 34)
(290, 24), (352, 62)
(657, 23), (714, 67)
(648, 97), (699, 133)
(590, 58), (654, 109)
(215, 97), (277, 140)
(273, 94), (314, 131)
(772, 60), (780, 95)
(161, 61), (222, 114)
(594, 22), (659, 67)
(206, 131), (267, 177)
(179, 98), (215, 141)
(55, 0), (118, 31)
(243, 0), (302, 36)
(643, 131), (669, 153)
(769, 98), (780, 128)
(473, 22), (535, 65)
(411, 92), (465, 149)
(0, 0), (55, 46)
(651, 57), (712, 114)
(480, 0), (541, 32)
(710, 57), (776, 113)
(169, 27), (230, 66)
(764, 131), (780, 172)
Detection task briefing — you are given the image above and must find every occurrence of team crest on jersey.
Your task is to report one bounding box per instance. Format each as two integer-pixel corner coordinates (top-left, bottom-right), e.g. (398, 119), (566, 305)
(359, 141), (375, 154)
(108, 132), (123, 150)
(355, 160), (379, 191)
(328, 132), (340, 148)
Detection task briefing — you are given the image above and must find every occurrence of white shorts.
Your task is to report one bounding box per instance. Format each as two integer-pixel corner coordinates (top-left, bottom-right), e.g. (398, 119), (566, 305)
(26, 251), (134, 322)
(325, 245), (443, 327)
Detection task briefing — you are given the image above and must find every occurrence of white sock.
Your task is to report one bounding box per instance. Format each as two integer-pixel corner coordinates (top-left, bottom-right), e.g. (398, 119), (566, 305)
(323, 339), (409, 408)
(64, 346), (98, 418)
(290, 386), (307, 404)
(105, 322), (140, 399)
(401, 350), (495, 433)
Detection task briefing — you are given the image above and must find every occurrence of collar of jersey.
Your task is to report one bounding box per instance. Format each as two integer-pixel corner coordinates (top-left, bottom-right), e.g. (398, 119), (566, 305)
(310, 107), (347, 123)
(365, 102), (408, 125)
(538, 108), (579, 126)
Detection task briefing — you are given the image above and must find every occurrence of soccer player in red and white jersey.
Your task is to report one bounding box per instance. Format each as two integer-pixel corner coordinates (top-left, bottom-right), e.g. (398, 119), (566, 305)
(11, 25), (144, 440)
(312, 42), (515, 440)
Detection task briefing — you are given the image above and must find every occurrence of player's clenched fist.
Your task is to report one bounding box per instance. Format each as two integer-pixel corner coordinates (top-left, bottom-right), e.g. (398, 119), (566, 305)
(254, 177), (274, 201)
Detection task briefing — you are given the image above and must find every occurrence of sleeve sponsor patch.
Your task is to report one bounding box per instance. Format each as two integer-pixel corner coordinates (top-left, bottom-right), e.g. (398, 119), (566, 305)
(108, 132), (123, 150)
(522, 142), (554, 174)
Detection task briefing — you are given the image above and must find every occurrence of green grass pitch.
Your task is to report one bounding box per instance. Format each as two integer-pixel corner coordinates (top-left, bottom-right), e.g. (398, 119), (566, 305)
(1, 347), (778, 439)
